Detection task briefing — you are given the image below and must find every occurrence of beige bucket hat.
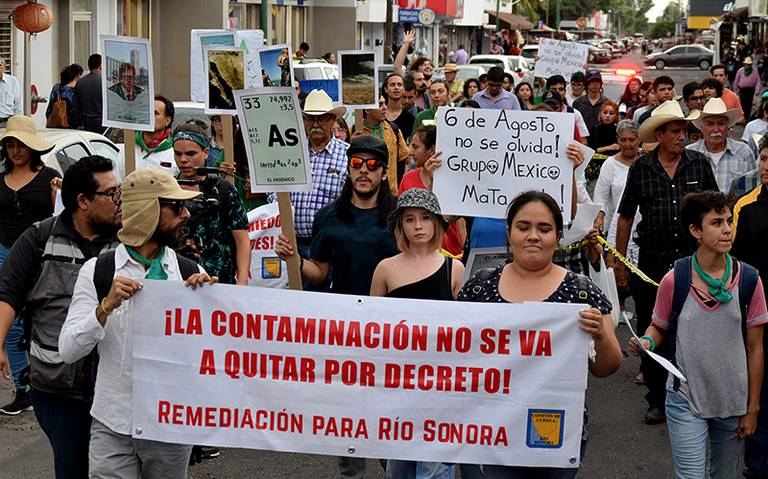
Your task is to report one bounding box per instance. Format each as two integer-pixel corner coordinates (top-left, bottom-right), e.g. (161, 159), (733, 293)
(303, 89), (346, 117)
(0, 116), (55, 153)
(692, 97), (740, 129)
(638, 100), (700, 142)
(118, 169), (201, 247)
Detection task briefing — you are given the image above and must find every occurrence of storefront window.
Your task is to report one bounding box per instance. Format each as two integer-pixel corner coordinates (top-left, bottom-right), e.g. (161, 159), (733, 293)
(73, 14), (91, 67)
(117, 0), (150, 38)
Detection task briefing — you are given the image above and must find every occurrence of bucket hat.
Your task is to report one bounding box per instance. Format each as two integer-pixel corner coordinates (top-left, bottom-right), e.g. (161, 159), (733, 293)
(0, 116), (55, 153)
(388, 187), (448, 231)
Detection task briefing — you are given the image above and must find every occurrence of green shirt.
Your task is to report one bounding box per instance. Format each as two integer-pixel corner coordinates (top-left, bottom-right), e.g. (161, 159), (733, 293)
(309, 203), (399, 296)
(411, 108), (437, 140)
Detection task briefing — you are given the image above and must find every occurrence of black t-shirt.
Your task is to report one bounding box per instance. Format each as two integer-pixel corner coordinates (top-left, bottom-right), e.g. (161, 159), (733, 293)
(0, 167), (60, 245)
(391, 109), (415, 143)
(309, 203), (399, 296)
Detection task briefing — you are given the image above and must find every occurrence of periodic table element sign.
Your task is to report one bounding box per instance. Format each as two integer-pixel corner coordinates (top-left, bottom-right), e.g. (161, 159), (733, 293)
(234, 88), (313, 193)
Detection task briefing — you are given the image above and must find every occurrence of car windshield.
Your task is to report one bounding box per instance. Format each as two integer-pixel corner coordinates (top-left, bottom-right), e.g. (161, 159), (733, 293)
(471, 58), (504, 69)
(521, 49), (537, 59)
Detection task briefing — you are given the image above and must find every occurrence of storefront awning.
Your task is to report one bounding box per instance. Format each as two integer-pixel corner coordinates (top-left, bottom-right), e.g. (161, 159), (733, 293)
(485, 10), (534, 31)
(721, 6), (749, 21)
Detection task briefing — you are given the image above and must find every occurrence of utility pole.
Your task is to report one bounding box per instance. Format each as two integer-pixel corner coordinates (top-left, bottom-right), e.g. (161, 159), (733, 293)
(384, 0), (394, 63)
(496, 0), (500, 31)
(261, 0), (270, 44)
(555, 0), (560, 33)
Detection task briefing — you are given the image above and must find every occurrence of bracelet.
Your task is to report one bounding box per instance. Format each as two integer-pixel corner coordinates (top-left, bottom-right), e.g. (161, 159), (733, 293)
(640, 335), (655, 352)
(99, 298), (113, 316)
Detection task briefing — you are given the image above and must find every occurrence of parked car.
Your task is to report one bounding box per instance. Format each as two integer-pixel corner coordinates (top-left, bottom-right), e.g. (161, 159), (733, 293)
(520, 45), (538, 67)
(293, 59), (338, 82)
(34, 129), (123, 178)
(643, 44), (714, 70)
(432, 64), (487, 81)
(468, 55), (535, 86)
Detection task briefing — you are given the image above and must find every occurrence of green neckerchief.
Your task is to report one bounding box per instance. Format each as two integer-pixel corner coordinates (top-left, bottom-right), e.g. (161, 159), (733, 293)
(692, 252), (733, 303)
(126, 246), (168, 280)
(135, 131), (174, 160)
(363, 119), (385, 141)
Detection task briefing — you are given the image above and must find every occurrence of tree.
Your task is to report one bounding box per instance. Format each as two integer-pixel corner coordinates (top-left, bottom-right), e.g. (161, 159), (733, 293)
(648, 0), (683, 38)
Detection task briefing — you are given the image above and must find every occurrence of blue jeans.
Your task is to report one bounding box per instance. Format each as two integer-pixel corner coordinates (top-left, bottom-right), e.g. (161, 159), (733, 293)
(665, 390), (742, 479)
(744, 378), (768, 477)
(386, 460), (455, 479)
(0, 242), (27, 390)
(30, 388), (92, 479)
(459, 464), (577, 479)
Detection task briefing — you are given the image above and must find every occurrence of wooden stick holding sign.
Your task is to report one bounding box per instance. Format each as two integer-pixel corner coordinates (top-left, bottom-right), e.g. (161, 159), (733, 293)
(221, 115), (236, 185)
(234, 87), (314, 291)
(124, 130), (136, 175)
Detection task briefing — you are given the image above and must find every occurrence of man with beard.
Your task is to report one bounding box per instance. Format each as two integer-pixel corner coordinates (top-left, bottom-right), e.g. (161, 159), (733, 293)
(59, 168), (215, 478)
(402, 80), (422, 116)
(615, 101), (719, 425)
(687, 97), (755, 192)
(359, 96), (410, 193)
(0, 155), (121, 478)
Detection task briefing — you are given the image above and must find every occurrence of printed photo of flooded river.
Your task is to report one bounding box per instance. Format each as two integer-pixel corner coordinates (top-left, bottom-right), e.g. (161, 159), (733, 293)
(340, 52), (377, 107)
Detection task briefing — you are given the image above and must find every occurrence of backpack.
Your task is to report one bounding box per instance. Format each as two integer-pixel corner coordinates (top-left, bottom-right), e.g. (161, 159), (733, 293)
(665, 256), (759, 392)
(92, 249), (200, 302)
(46, 85), (69, 128)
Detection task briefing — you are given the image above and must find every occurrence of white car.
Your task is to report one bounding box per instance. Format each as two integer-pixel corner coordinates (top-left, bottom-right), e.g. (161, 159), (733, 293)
(292, 60), (339, 82)
(468, 55), (535, 87)
(37, 129), (123, 178)
(431, 64), (487, 81)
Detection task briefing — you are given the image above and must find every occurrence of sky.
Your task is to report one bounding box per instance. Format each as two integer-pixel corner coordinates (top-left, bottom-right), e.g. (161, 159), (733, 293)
(646, 0), (670, 22)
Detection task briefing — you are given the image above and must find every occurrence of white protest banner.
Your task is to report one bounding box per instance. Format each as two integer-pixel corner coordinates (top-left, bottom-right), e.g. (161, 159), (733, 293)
(247, 202), (288, 288)
(234, 87), (312, 193)
(534, 39), (589, 80)
(132, 281), (589, 467)
(434, 107), (574, 220)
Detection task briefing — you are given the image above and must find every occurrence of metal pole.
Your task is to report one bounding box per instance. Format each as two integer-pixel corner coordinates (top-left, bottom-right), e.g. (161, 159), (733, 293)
(261, 0), (270, 44)
(496, 0), (500, 31)
(555, 0), (560, 33)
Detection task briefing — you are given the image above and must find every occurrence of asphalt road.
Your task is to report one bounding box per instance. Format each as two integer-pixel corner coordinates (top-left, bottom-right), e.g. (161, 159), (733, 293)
(0, 52), (742, 479)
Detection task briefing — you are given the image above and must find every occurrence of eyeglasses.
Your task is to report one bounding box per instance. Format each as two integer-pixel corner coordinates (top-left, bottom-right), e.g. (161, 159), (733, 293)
(349, 157), (384, 170)
(92, 188), (122, 204)
(158, 199), (186, 216)
(689, 95), (705, 102)
(302, 114), (335, 124)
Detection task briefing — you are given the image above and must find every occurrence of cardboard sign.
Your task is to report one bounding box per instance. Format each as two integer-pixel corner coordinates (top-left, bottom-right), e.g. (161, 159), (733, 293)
(533, 39), (589, 80)
(132, 281), (589, 467)
(234, 87), (312, 193)
(101, 35), (154, 131)
(434, 107), (574, 220)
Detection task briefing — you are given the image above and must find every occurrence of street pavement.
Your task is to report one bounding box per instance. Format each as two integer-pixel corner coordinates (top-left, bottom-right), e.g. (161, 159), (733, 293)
(0, 51), (749, 479)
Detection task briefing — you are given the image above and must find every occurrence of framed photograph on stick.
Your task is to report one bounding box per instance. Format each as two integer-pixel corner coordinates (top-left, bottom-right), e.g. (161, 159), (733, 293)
(338, 50), (378, 109)
(190, 30), (236, 102)
(256, 44), (294, 87)
(101, 35), (154, 131)
(204, 47), (246, 115)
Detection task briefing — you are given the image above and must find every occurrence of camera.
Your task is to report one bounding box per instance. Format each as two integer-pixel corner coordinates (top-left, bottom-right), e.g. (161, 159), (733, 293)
(176, 168), (221, 261)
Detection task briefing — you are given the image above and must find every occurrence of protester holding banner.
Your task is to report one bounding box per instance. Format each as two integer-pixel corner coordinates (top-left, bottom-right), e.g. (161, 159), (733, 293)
(59, 168), (215, 479)
(172, 122), (250, 285)
(369, 187), (463, 479)
(458, 190), (622, 479)
(0, 155), (120, 477)
(616, 100), (719, 425)
(631, 191), (766, 479)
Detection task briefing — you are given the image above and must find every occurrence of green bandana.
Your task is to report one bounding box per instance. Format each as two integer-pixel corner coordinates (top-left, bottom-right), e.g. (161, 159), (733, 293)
(135, 131), (174, 160)
(692, 252), (733, 303)
(126, 246), (168, 280)
(363, 120), (385, 141)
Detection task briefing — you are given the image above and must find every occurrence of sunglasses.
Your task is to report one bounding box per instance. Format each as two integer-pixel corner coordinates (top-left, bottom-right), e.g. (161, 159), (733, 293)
(349, 157), (384, 170)
(92, 187), (122, 204)
(158, 199), (186, 216)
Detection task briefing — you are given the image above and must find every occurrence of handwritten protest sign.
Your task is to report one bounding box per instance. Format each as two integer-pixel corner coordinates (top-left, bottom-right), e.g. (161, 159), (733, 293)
(434, 107), (574, 220)
(533, 39), (589, 80)
(234, 87), (311, 193)
(132, 281), (589, 467)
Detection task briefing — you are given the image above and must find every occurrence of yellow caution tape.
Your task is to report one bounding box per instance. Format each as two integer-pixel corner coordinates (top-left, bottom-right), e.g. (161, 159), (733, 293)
(596, 236), (659, 287)
(591, 153), (610, 160)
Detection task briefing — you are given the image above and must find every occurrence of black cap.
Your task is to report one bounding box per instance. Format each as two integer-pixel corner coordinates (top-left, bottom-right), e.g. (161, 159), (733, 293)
(543, 89), (563, 105)
(347, 135), (389, 166)
(585, 69), (603, 84)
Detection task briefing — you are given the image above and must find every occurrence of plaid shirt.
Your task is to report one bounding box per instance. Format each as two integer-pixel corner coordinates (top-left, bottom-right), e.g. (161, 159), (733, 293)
(686, 138), (756, 192)
(729, 168), (760, 200)
(618, 147), (718, 273)
(268, 137), (349, 237)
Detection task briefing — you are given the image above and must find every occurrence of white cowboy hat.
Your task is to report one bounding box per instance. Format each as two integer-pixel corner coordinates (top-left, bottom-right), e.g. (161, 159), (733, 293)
(0, 115), (55, 153)
(754, 133), (766, 150)
(692, 97), (740, 129)
(638, 100), (700, 142)
(302, 89), (346, 117)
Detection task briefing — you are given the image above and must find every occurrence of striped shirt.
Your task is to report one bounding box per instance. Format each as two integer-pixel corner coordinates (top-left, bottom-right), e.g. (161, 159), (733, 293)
(687, 138), (756, 193)
(268, 137), (349, 238)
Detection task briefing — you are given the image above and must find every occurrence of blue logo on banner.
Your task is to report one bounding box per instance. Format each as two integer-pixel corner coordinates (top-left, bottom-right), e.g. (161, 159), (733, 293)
(299, 80), (338, 102)
(399, 8), (421, 23)
(526, 409), (565, 449)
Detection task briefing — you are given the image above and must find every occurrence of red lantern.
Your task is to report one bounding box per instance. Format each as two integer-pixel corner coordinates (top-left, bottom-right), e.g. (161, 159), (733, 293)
(12, 1), (53, 34)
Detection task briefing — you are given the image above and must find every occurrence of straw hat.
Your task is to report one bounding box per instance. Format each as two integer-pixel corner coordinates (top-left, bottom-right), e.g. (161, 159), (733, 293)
(754, 133), (766, 150)
(692, 97), (740, 129)
(0, 116), (55, 153)
(443, 63), (458, 73)
(638, 100), (700, 142)
(302, 89), (346, 117)
(744, 57), (753, 65)
(118, 169), (201, 247)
